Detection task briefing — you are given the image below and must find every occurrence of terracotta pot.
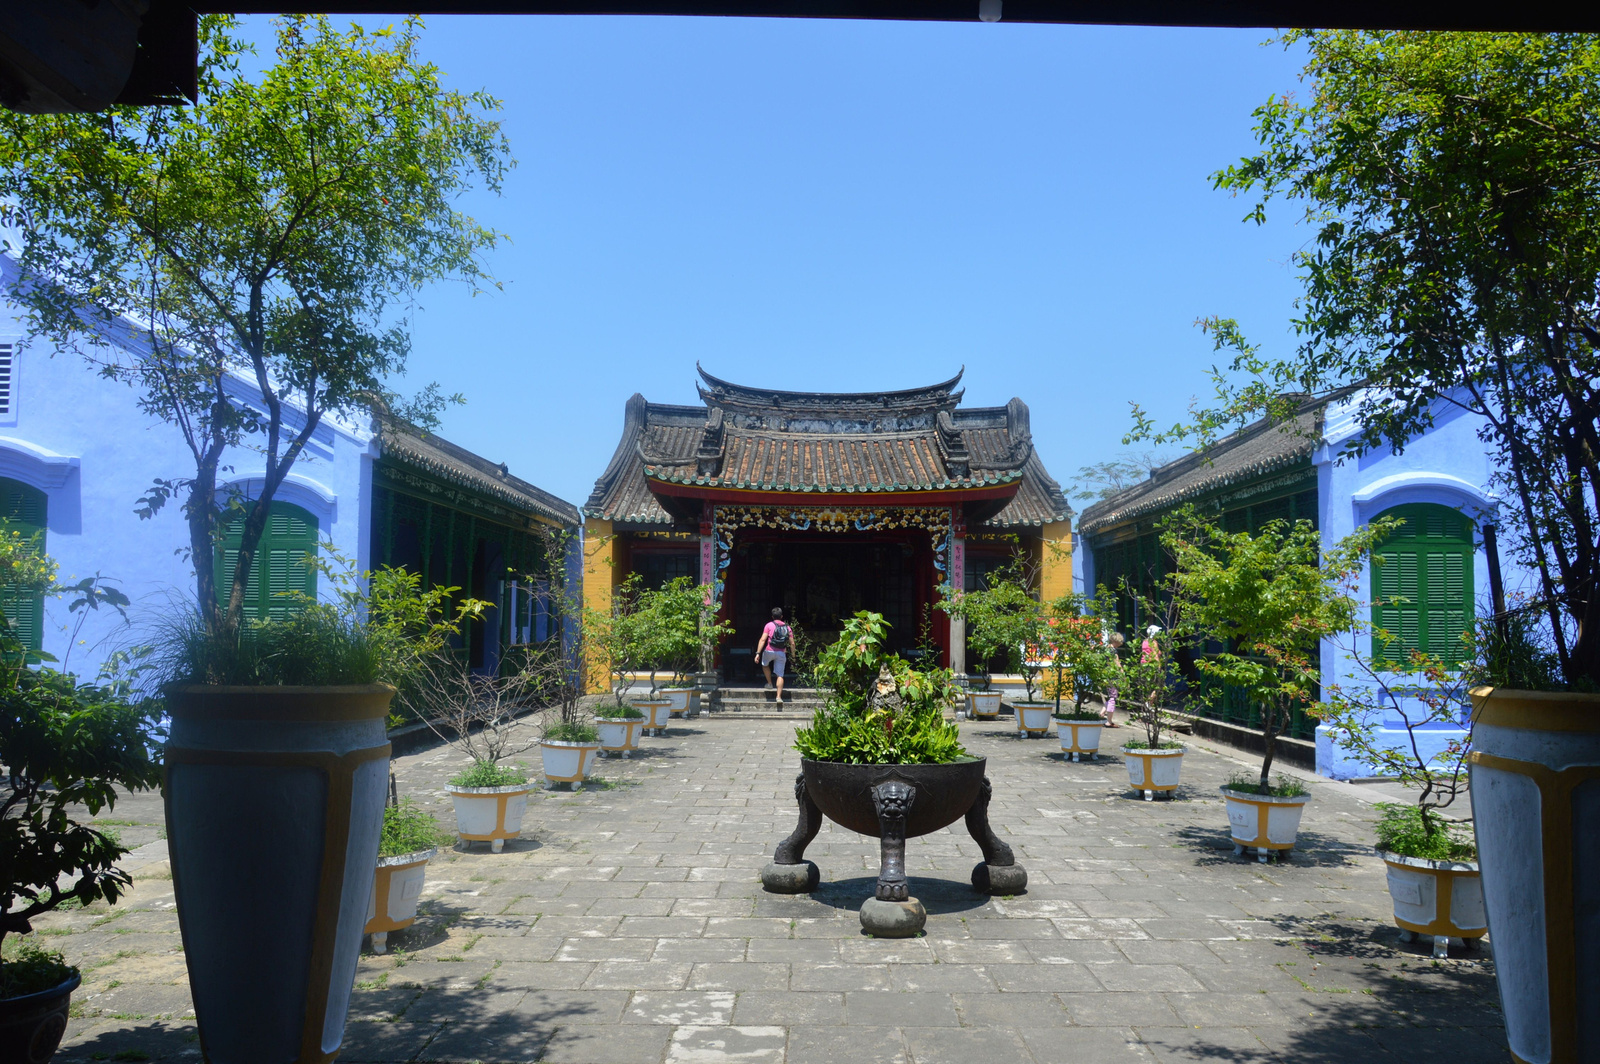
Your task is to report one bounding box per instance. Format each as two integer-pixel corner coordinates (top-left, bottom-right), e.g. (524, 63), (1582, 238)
(1122, 745), (1186, 801)
(165, 684), (394, 1064)
(0, 972), (81, 1064)
(1220, 787), (1312, 862)
(1468, 686), (1600, 1064)
(1056, 719), (1104, 762)
(364, 849), (434, 953)
(449, 783), (531, 851)
(1377, 849), (1485, 959)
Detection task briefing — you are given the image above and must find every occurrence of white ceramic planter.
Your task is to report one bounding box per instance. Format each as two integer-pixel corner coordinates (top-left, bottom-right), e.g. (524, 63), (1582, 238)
(1377, 849), (1486, 959)
(165, 684), (393, 1064)
(1220, 787), (1312, 862)
(1123, 745), (1186, 800)
(1056, 719), (1104, 762)
(1467, 686), (1600, 1064)
(449, 783), (531, 851)
(967, 691), (1002, 719)
(540, 739), (601, 789)
(661, 689), (692, 717)
(596, 717), (643, 757)
(1014, 703), (1054, 737)
(633, 699), (674, 736)
(364, 849), (434, 954)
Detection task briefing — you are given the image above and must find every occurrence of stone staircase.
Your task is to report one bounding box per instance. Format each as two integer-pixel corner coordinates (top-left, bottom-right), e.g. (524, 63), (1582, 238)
(710, 686), (826, 719)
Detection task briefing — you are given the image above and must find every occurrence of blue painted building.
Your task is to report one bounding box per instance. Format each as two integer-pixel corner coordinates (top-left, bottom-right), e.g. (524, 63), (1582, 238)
(0, 250), (581, 677)
(1078, 391), (1529, 778)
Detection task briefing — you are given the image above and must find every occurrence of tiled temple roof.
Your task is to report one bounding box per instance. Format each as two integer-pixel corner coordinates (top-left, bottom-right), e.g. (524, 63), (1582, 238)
(585, 367), (1071, 528)
(1077, 396), (1341, 536)
(377, 415), (581, 527)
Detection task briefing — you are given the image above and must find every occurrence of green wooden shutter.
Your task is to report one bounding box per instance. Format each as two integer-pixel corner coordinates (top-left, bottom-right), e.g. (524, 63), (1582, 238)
(216, 502), (318, 620)
(0, 477), (46, 651)
(1371, 503), (1474, 667)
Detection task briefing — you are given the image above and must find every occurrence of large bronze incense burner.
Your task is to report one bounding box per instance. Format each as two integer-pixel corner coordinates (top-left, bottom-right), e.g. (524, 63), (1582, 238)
(761, 757), (1026, 937)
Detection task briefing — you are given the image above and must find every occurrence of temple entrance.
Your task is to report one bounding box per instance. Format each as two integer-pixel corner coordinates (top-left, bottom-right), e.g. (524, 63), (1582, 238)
(723, 531), (932, 683)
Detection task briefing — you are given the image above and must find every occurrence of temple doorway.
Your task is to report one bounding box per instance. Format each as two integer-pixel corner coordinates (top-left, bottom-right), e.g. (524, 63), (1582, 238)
(724, 531), (932, 683)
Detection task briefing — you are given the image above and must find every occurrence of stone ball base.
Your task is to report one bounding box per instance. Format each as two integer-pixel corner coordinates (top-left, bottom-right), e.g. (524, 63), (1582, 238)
(972, 862), (1028, 895)
(760, 861), (821, 894)
(860, 897), (926, 938)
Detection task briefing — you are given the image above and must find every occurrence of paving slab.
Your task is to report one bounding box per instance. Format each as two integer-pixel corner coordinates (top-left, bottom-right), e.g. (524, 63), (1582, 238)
(32, 715), (1506, 1062)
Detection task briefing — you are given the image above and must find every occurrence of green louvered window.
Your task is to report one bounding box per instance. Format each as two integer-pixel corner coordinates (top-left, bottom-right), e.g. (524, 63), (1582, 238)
(1371, 503), (1474, 667)
(215, 502), (319, 620)
(0, 477), (46, 652)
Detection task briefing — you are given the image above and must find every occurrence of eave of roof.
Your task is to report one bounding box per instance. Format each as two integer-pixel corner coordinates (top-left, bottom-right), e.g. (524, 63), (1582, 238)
(378, 418), (581, 527)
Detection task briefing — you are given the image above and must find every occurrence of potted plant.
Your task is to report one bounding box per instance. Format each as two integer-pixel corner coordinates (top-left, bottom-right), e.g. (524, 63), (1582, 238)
(1116, 619), (1188, 801)
(940, 563), (1049, 723)
(761, 612), (1026, 938)
(1, 617), (162, 1064)
(595, 703), (646, 757)
(1044, 590), (1119, 760)
(365, 794), (455, 954)
(1162, 508), (1391, 856)
(1321, 613), (1515, 956)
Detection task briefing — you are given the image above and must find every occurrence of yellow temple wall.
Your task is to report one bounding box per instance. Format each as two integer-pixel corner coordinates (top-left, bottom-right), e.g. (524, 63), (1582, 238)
(1040, 519), (1074, 604)
(582, 518), (621, 693)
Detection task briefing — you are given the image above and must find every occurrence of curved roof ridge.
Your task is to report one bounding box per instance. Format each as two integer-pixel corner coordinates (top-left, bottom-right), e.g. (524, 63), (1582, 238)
(695, 362), (965, 408)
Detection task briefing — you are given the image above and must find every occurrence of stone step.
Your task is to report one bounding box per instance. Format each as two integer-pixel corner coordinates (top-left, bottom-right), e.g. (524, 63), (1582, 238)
(711, 687), (826, 715)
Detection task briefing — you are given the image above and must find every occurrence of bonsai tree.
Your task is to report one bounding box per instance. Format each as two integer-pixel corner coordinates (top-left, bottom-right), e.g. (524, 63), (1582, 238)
(0, 15), (511, 655)
(1160, 507), (1397, 791)
(794, 611), (966, 765)
(1115, 594), (1183, 751)
(941, 563), (1052, 702)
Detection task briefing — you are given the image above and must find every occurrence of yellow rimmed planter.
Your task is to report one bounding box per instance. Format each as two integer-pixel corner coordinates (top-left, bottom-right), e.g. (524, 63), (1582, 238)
(1014, 703), (1054, 737)
(539, 739), (601, 790)
(596, 716), (644, 758)
(165, 684), (394, 1064)
(1123, 744), (1186, 801)
(449, 783), (531, 851)
(364, 849), (435, 954)
(1377, 849), (1485, 959)
(633, 699), (674, 736)
(1467, 686), (1600, 1064)
(1220, 787), (1312, 863)
(1055, 718), (1104, 762)
(966, 691), (1002, 720)
(660, 689), (692, 717)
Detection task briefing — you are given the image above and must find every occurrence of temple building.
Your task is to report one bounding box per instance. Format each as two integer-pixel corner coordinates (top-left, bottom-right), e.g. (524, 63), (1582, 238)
(583, 367), (1073, 684)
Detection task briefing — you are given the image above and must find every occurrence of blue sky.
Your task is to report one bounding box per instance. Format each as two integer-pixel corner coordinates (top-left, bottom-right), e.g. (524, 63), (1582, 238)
(255, 15), (1314, 512)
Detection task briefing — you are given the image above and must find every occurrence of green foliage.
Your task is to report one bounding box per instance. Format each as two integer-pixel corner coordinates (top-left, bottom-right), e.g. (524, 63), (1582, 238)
(1039, 588), (1122, 713)
(1374, 803), (1477, 862)
(1054, 709), (1106, 722)
(1122, 739), (1185, 750)
(1223, 771), (1310, 798)
(794, 612), (968, 765)
(448, 760), (529, 788)
(0, 942), (77, 1000)
(378, 798), (453, 858)
(595, 705), (645, 720)
(0, 648), (163, 958)
(1474, 602), (1564, 691)
(938, 564), (1052, 700)
(543, 722), (600, 744)
(590, 575), (733, 701)
(1129, 31), (1600, 687)
(0, 15), (511, 645)
(1161, 508), (1396, 787)
(154, 601), (378, 686)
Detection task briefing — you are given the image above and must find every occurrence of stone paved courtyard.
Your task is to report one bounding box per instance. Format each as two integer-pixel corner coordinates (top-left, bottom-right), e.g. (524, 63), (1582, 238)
(42, 714), (1508, 1063)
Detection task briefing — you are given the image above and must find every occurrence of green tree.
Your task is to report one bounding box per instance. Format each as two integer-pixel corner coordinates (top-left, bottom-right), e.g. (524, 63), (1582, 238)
(1161, 509), (1397, 788)
(940, 564), (1052, 702)
(0, 15), (510, 651)
(1130, 32), (1600, 687)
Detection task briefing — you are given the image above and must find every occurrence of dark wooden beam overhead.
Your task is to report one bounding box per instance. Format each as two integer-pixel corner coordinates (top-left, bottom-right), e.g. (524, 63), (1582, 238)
(2, 0), (1597, 113)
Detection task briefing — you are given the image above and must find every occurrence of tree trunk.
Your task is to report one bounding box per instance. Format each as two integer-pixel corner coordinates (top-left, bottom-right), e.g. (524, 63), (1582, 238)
(1258, 700), (1280, 790)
